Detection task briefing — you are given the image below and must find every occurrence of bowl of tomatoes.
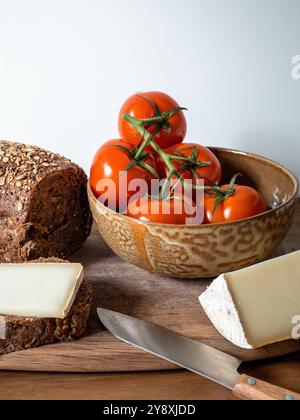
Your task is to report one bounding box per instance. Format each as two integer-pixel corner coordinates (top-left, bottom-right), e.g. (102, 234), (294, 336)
(88, 92), (299, 279)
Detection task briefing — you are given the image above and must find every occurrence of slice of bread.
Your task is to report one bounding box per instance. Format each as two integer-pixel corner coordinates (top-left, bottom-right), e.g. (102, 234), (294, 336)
(0, 259), (92, 356)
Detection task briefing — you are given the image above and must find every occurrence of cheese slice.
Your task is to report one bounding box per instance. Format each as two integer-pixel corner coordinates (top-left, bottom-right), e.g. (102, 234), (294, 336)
(0, 263), (84, 319)
(199, 251), (300, 349)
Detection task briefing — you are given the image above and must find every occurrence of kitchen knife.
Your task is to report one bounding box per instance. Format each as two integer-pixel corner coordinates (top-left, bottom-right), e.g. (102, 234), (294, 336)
(98, 308), (300, 401)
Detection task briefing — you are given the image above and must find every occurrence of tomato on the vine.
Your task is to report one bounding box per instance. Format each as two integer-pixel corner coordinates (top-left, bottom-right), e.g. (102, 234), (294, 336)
(118, 91), (187, 149)
(158, 143), (222, 186)
(90, 139), (158, 211)
(126, 195), (199, 225)
(204, 185), (267, 224)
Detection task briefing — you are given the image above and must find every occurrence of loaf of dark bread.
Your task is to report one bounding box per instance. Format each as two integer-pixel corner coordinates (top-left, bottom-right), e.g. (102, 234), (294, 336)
(0, 140), (92, 262)
(0, 259), (93, 356)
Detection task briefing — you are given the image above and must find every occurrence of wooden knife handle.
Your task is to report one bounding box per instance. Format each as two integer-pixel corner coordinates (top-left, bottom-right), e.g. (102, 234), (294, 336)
(234, 374), (300, 401)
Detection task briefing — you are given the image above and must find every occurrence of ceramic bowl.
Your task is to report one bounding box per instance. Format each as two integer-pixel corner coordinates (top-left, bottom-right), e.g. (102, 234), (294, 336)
(88, 147), (299, 279)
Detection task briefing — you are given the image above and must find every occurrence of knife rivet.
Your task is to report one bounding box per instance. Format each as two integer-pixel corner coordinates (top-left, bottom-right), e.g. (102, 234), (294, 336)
(247, 378), (256, 386)
(284, 395), (295, 401)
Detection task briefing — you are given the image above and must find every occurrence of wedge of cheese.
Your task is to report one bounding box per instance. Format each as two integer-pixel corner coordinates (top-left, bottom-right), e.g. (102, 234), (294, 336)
(199, 251), (300, 349)
(0, 263), (84, 319)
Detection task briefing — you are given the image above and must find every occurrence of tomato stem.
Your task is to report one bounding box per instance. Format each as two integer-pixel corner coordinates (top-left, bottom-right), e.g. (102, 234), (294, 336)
(123, 101), (242, 214)
(207, 173), (241, 215)
(134, 107), (187, 126)
(114, 137), (159, 178)
(123, 112), (226, 196)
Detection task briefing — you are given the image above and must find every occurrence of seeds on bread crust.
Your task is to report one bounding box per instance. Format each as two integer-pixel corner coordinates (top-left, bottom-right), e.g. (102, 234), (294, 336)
(0, 140), (92, 262)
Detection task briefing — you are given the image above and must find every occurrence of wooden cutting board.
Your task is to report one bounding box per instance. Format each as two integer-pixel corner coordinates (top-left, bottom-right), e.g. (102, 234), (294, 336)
(0, 202), (299, 373)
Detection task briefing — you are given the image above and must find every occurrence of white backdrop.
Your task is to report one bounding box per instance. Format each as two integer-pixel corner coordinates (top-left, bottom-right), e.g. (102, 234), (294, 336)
(0, 0), (299, 180)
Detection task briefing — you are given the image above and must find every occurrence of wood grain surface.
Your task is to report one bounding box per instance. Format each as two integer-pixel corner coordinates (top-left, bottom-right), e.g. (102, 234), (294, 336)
(1, 353), (300, 400)
(0, 202), (299, 373)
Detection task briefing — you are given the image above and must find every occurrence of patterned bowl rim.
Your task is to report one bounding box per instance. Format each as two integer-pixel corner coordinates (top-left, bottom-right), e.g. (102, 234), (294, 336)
(88, 147), (299, 229)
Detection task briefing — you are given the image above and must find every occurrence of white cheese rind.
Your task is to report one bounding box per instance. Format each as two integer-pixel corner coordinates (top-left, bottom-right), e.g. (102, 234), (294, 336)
(0, 263), (84, 319)
(199, 275), (253, 349)
(199, 251), (300, 350)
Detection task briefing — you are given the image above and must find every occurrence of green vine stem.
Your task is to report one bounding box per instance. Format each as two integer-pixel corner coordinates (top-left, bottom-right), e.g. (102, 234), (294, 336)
(122, 107), (241, 213)
(133, 106), (187, 161)
(132, 107), (188, 126)
(123, 112), (226, 196)
(116, 142), (159, 179)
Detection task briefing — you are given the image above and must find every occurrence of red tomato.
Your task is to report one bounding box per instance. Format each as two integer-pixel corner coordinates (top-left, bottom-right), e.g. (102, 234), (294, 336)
(90, 139), (157, 212)
(126, 195), (199, 225)
(158, 143), (222, 186)
(118, 92), (187, 149)
(204, 185), (267, 224)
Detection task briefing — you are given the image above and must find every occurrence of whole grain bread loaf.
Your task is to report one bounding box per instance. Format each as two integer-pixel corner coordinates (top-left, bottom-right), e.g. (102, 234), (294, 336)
(0, 140), (92, 262)
(0, 258), (93, 355)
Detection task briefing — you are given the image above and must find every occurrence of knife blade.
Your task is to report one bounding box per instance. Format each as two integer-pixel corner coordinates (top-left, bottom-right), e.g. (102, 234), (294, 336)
(97, 307), (240, 390)
(97, 308), (300, 400)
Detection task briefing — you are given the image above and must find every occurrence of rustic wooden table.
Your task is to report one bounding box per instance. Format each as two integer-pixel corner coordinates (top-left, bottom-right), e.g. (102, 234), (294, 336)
(0, 353), (300, 400)
(0, 201), (299, 401)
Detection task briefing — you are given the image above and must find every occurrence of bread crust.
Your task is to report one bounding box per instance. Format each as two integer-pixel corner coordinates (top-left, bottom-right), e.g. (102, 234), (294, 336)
(0, 140), (92, 262)
(0, 281), (92, 355)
